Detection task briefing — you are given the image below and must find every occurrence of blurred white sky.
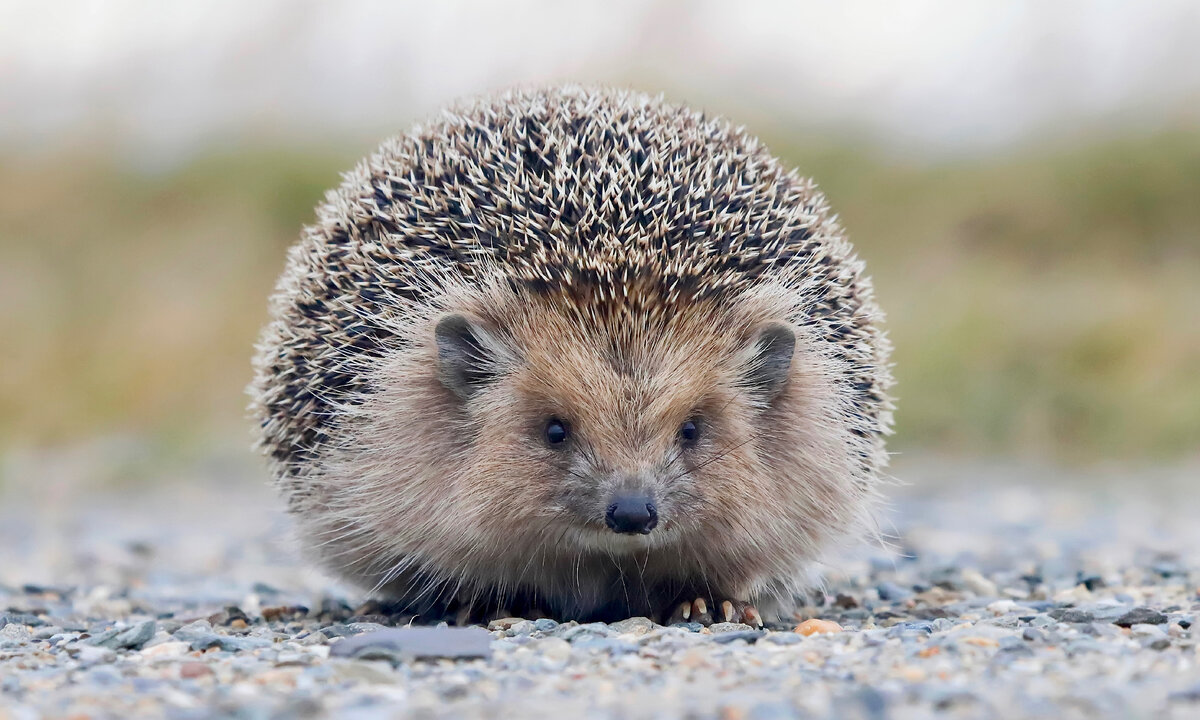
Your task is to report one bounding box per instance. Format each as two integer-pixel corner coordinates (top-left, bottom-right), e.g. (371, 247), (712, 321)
(2, 0), (1198, 160)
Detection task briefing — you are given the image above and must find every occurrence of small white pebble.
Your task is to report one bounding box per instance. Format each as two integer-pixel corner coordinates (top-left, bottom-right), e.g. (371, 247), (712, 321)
(73, 645), (116, 664)
(1053, 585), (1094, 604)
(308, 645), (331, 659)
(986, 599), (1017, 614)
(1130, 624), (1167, 638)
(962, 569), (998, 597)
(141, 641), (191, 658)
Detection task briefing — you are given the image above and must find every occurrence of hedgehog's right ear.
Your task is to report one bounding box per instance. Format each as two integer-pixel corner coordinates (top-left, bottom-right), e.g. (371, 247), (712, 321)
(742, 322), (796, 404)
(435, 314), (503, 401)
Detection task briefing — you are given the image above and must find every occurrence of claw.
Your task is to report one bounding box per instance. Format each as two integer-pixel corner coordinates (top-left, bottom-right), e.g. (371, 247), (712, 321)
(666, 601), (692, 625)
(692, 598), (712, 625)
(721, 600), (735, 623)
(742, 605), (763, 628)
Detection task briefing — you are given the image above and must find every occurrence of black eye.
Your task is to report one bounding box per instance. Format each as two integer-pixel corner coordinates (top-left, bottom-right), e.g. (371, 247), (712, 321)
(545, 417), (570, 445)
(679, 419), (699, 445)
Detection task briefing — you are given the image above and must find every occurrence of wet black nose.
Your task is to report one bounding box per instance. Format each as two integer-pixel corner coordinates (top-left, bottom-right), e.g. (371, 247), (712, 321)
(605, 495), (658, 534)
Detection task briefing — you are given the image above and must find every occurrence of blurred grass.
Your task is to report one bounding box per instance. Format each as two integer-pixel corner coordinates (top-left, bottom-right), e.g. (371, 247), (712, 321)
(2, 129), (1198, 463)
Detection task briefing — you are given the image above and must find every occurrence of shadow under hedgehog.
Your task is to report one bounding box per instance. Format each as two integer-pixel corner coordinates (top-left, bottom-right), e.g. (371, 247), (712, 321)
(249, 85), (894, 626)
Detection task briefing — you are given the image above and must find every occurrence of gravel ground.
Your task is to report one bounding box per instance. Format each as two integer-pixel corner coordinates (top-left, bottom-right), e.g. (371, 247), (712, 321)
(1, 454), (1198, 720)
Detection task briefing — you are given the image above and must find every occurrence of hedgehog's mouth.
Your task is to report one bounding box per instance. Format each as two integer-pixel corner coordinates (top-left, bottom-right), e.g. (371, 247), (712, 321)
(569, 520), (675, 554)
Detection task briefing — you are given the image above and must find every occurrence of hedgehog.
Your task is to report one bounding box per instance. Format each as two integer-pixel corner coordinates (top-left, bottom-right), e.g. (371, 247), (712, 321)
(249, 85), (893, 626)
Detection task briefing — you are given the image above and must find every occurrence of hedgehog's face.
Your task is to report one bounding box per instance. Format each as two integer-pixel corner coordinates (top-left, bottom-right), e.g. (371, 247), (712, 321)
(433, 300), (805, 555)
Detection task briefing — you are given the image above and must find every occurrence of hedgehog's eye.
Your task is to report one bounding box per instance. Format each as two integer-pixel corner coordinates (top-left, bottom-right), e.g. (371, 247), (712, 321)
(545, 417), (570, 446)
(679, 419), (700, 446)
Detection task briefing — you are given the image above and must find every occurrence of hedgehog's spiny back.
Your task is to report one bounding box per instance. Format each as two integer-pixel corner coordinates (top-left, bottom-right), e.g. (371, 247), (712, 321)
(251, 85), (892, 489)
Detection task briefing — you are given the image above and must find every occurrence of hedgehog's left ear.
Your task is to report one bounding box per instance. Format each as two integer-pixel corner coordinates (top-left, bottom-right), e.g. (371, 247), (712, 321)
(435, 314), (505, 401)
(742, 322), (796, 403)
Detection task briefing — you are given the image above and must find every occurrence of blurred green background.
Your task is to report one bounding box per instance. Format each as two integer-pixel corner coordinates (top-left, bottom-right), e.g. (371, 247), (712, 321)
(2, 2), (1198, 477)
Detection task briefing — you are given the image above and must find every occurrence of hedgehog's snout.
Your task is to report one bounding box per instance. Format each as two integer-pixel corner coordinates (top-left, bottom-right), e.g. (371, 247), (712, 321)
(604, 494), (659, 535)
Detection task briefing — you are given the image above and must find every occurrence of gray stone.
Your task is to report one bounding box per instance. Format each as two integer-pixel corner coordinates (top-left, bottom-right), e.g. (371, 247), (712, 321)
(609, 616), (655, 635)
(1079, 604), (1131, 622)
(711, 630), (766, 644)
(214, 635), (273, 652)
(876, 582), (912, 601)
(1114, 607), (1168, 627)
(328, 626), (492, 664)
(888, 621), (934, 637)
(1130, 623), (1167, 639)
(763, 632), (804, 645)
(559, 622), (614, 641)
(709, 622), (754, 633)
(570, 637), (638, 654)
(1051, 608), (1095, 623)
(88, 620), (156, 650)
(0, 613), (46, 628)
(669, 622), (704, 633)
(32, 626), (64, 641)
(171, 619), (272, 653)
(532, 619), (559, 633)
(506, 620), (537, 636)
(172, 620), (215, 643)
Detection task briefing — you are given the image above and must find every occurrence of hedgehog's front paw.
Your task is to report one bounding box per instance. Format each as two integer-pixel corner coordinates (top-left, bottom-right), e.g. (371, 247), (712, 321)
(665, 597), (761, 628)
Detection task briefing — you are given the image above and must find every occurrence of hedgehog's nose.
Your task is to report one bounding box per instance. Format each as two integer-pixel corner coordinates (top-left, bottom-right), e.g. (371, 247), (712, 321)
(605, 495), (658, 534)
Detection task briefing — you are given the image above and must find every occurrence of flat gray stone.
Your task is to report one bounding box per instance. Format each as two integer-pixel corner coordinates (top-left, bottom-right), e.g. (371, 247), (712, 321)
(1114, 607), (1168, 628)
(609, 617), (655, 635)
(328, 627), (492, 664)
(87, 620), (156, 650)
(711, 630), (766, 644)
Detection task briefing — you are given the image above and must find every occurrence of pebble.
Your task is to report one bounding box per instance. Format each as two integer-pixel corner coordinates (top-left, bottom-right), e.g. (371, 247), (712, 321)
(0, 612), (47, 628)
(609, 616), (655, 635)
(961, 569), (999, 597)
(175, 627), (272, 653)
(876, 581), (912, 601)
(1053, 608), (1096, 624)
(794, 619), (843, 636)
(1130, 623), (1167, 638)
(532, 619), (558, 633)
(486, 617), (525, 631)
(710, 630), (766, 644)
(558, 622), (614, 641)
(141, 641), (191, 658)
(88, 620), (157, 650)
(709, 622), (754, 633)
(763, 632), (804, 645)
(1114, 607), (1169, 627)
(328, 627), (492, 664)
